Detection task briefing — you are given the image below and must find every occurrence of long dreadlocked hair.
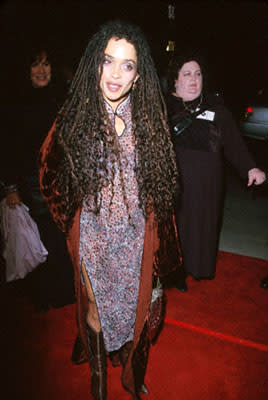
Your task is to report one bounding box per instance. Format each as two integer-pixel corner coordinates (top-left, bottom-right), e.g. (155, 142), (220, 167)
(43, 19), (178, 233)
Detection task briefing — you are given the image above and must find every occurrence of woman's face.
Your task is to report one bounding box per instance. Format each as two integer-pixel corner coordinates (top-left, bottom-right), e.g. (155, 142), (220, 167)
(174, 61), (202, 101)
(99, 37), (139, 111)
(30, 51), (51, 88)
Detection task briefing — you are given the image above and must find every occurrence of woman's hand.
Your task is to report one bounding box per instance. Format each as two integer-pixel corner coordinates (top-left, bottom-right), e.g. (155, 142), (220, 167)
(247, 168), (266, 186)
(6, 191), (21, 208)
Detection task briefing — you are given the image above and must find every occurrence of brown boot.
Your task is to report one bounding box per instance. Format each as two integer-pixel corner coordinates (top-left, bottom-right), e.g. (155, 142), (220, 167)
(109, 351), (121, 367)
(119, 341), (149, 396)
(132, 325), (150, 396)
(87, 325), (107, 400)
(119, 341), (133, 366)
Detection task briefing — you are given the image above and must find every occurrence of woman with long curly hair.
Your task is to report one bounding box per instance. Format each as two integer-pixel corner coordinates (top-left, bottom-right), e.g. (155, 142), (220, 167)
(39, 20), (181, 400)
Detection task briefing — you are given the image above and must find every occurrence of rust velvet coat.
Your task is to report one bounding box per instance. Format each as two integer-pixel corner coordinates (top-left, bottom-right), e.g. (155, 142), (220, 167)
(39, 121), (181, 398)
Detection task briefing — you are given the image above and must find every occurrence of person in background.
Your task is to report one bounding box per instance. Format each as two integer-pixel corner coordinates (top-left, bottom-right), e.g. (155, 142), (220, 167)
(39, 20), (180, 400)
(0, 48), (75, 312)
(166, 52), (266, 293)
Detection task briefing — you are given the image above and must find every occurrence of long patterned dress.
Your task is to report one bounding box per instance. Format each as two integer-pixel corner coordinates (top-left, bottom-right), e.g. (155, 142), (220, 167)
(79, 96), (145, 352)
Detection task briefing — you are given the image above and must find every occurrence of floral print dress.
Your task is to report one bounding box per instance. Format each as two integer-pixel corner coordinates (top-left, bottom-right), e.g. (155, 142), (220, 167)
(79, 96), (145, 352)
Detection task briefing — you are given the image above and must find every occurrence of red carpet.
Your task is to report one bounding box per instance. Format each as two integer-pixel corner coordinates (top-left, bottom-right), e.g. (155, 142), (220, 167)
(1, 251), (268, 400)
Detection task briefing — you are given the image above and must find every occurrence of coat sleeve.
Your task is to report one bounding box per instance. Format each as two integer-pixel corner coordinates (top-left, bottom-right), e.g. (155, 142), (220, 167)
(39, 120), (69, 232)
(153, 213), (182, 277)
(219, 106), (256, 180)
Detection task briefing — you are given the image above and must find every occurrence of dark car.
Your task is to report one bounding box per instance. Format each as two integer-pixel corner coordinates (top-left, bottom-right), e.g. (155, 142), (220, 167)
(239, 89), (268, 141)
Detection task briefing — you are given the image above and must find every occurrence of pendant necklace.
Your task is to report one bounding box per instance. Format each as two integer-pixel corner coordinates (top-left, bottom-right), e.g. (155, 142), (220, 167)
(182, 94), (203, 114)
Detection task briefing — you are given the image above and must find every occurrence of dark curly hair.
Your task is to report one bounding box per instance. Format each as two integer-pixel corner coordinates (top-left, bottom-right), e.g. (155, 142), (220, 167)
(41, 19), (178, 233)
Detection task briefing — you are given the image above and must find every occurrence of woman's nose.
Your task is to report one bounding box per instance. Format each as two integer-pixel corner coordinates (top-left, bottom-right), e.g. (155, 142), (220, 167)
(37, 64), (45, 73)
(111, 64), (120, 78)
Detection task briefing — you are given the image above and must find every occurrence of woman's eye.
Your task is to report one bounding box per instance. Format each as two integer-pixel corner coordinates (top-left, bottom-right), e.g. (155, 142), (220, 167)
(103, 58), (111, 65)
(43, 62), (50, 67)
(124, 64), (134, 72)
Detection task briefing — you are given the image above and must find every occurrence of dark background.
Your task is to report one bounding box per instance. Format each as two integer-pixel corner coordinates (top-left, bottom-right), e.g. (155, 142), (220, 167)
(1, 0), (268, 110)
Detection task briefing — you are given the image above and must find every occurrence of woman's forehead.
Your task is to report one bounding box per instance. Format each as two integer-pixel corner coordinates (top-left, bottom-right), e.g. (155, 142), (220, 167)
(104, 37), (137, 62)
(32, 51), (49, 65)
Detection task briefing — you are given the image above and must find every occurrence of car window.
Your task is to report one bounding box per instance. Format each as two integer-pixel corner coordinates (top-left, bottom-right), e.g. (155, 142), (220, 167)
(247, 88), (268, 105)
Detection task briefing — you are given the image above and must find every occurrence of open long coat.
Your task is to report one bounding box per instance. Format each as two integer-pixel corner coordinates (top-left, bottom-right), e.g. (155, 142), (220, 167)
(39, 121), (181, 398)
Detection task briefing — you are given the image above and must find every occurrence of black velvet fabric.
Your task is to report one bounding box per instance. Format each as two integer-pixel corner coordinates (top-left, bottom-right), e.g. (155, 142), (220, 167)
(166, 93), (256, 279)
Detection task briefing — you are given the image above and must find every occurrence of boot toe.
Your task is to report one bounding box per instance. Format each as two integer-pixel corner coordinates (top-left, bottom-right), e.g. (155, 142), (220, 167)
(140, 384), (148, 395)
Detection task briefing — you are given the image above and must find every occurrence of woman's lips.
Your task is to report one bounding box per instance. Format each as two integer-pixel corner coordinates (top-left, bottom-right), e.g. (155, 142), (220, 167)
(36, 75), (48, 81)
(107, 82), (121, 92)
